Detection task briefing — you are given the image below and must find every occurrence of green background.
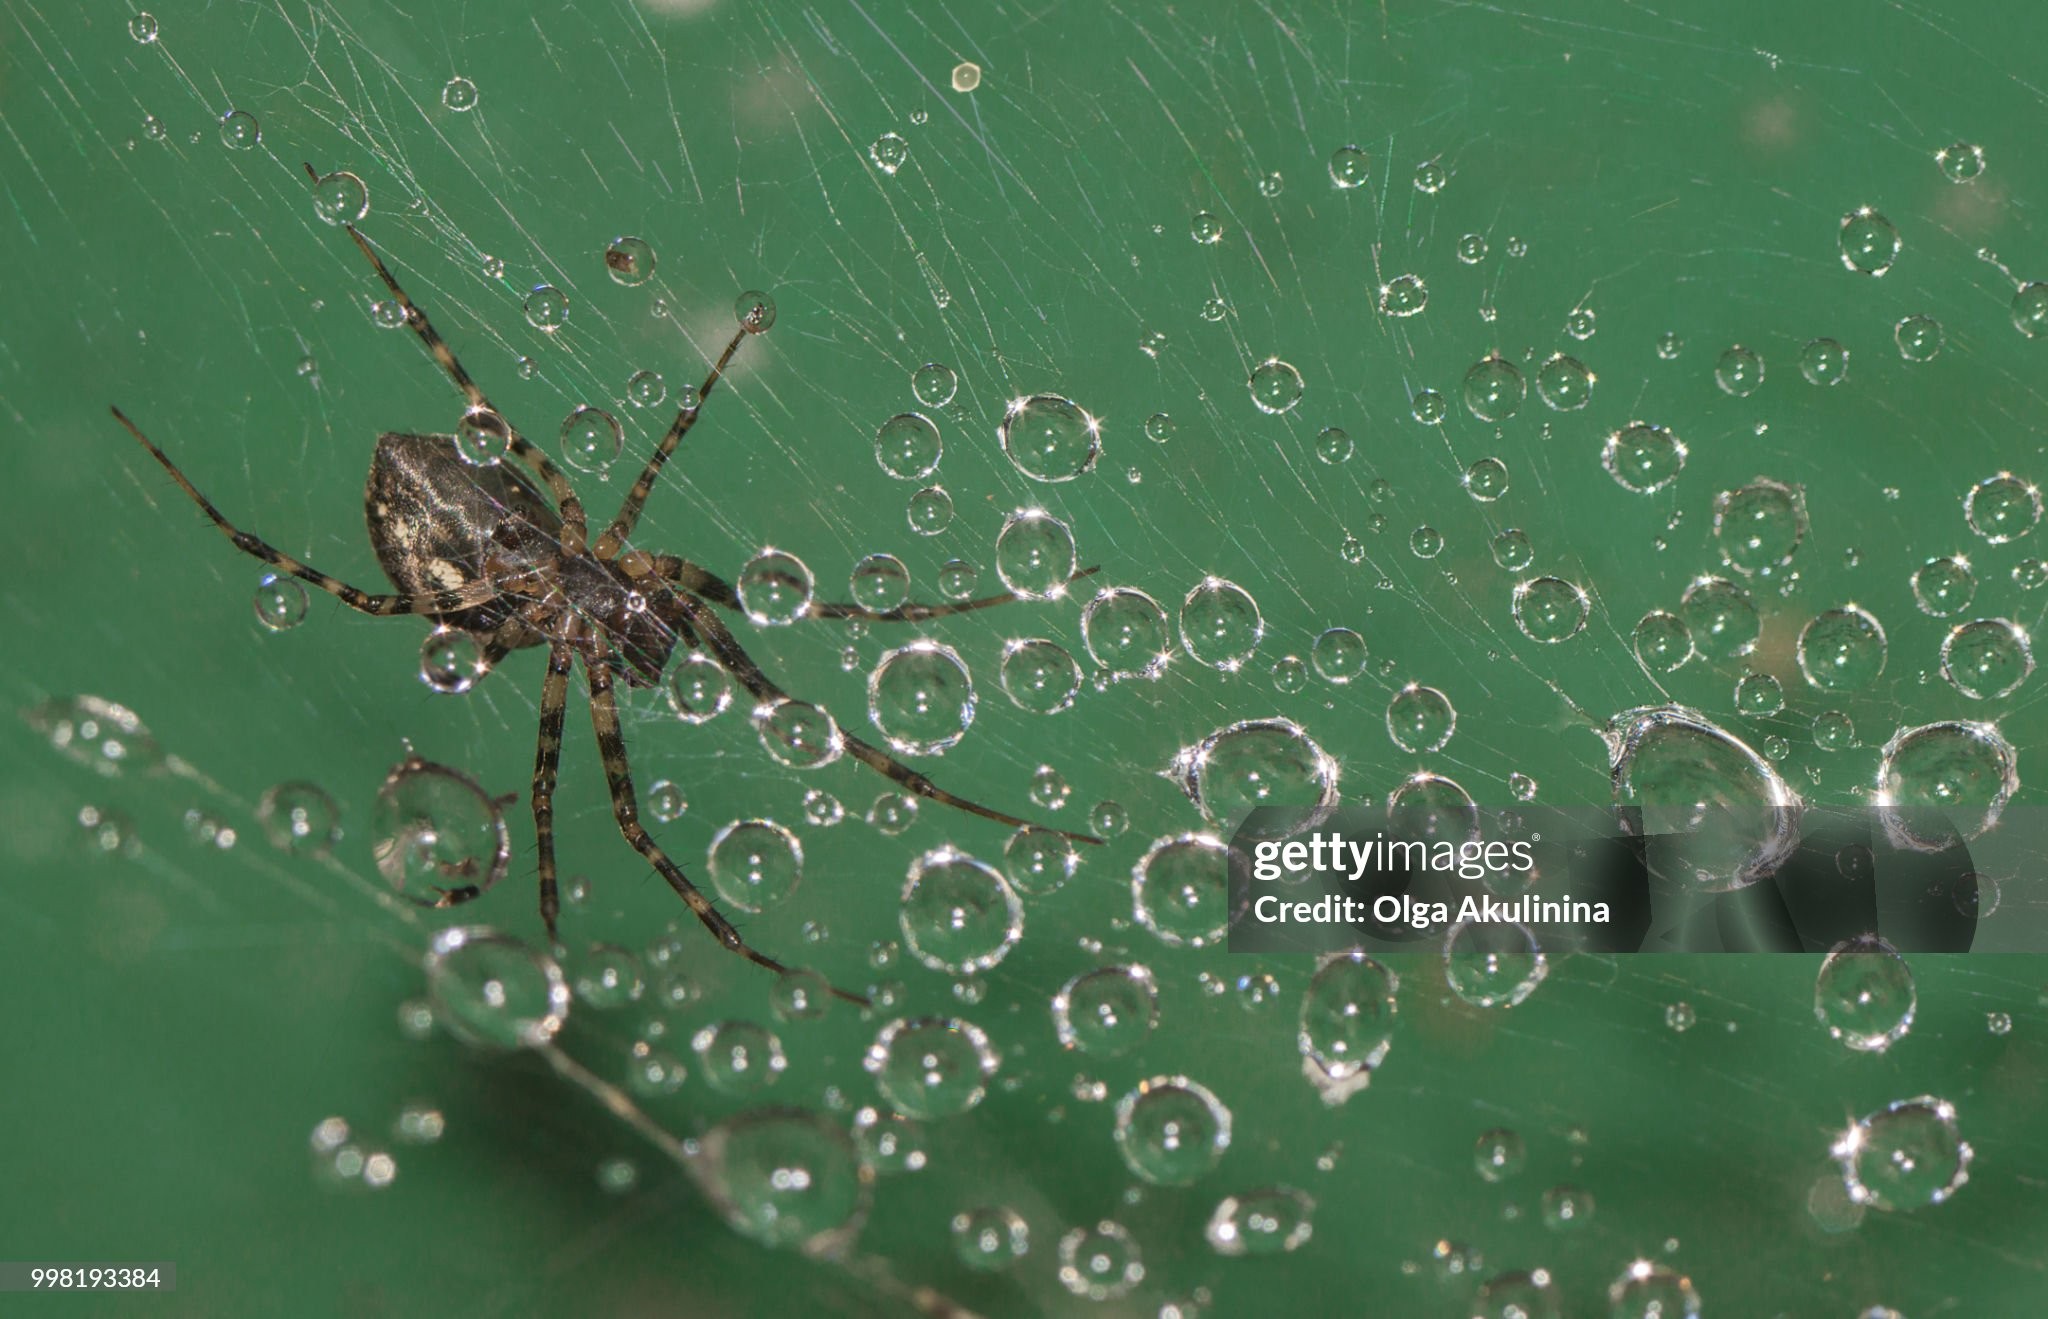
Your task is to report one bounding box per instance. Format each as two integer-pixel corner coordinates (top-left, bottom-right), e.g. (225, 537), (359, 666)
(4, 0), (2045, 1313)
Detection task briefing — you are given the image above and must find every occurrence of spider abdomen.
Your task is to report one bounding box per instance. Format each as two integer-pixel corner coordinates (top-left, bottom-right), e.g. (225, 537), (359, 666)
(366, 431), (559, 641)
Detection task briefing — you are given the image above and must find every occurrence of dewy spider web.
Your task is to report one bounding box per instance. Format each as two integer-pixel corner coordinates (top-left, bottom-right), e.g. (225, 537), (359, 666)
(8, 0), (2048, 1314)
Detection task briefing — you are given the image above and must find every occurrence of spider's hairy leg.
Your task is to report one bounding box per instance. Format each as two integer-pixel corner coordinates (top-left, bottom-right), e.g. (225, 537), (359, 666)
(111, 406), (501, 617)
(676, 593), (1106, 848)
(584, 640), (868, 1005)
(658, 557), (1106, 622)
(300, 164), (590, 555)
(594, 325), (750, 560)
(533, 641), (575, 945)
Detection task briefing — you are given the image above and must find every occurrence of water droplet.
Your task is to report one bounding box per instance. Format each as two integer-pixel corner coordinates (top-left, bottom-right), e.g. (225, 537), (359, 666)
(987, 510), (1076, 601)
(667, 652), (734, 723)
(1798, 337), (1850, 386)
(219, 108), (260, 150)
(950, 61), (981, 92)
(1714, 478), (1808, 575)
(1797, 605), (1888, 690)
(1534, 354), (1593, 410)
(1714, 344), (1765, 397)
(868, 641), (975, 755)
(1462, 355), (1525, 422)
(1132, 833), (1231, 947)
(1082, 587), (1172, 679)
(869, 132), (909, 174)
(1474, 1128), (1527, 1181)
(130, 12), (159, 42)
(1815, 935), (1916, 1052)
(738, 549), (816, 626)
(1179, 577), (1264, 670)
(953, 1206), (1029, 1270)
(310, 171), (369, 226)
(699, 1109), (870, 1252)
(258, 781), (341, 856)
(1328, 144), (1370, 188)
(441, 76), (478, 112)
(573, 945), (646, 1009)
(370, 299), (407, 330)
(1632, 610), (1694, 672)
(734, 289), (775, 334)
(1876, 720), (2018, 850)
(1665, 1001), (1697, 1031)
(1191, 211), (1224, 244)
(1299, 951), (1396, 1084)
(422, 926), (568, 1049)
(1412, 389), (1448, 424)
(905, 361), (959, 410)
(1205, 1187), (1314, 1256)
(1378, 274), (1427, 317)
(1655, 330), (1684, 360)
(1681, 576), (1761, 658)
(999, 394), (1099, 480)
(1608, 1261), (1700, 1318)
(1600, 421), (1687, 494)
(1464, 457), (1510, 502)
(868, 791), (919, 835)
(1247, 358), (1306, 415)
(1605, 705), (1799, 890)
(1114, 1076), (1231, 1185)
(1895, 314), (1943, 361)
(1965, 473), (2042, 542)
(753, 698), (843, 770)
(1257, 170), (1284, 197)
(1057, 1221), (1144, 1301)
(1512, 576), (1589, 643)
(865, 1016), (997, 1119)
(1937, 141), (1986, 182)
(691, 1020), (787, 1095)
(1988, 1011), (2013, 1036)
(1839, 207), (1901, 275)
(1833, 1096), (1971, 1210)
(1565, 307), (1596, 339)
(2011, 283), (2048, 338)
(1311, 627), (1369, 683)
(1445, 922), (1547, 1008)
(1412, 159), (1448, 193)
(1491, 529), (1535, 572)
(898, 848), (1020, 974)
(557, 404), (622, 474)
(998, 638), (1081, 714)
(523, 284), (569, 331)
(1176, 718), (1338, 836)
(704, 819), (803, 912)
(251, 571), (309, 631)
(1387, 684), (1456, 753)
(371, 755), (511, 905)
(592, 237), (655, 290)
(1050, 966), (1164, 1066)
(1410, 525), (1445, 559)
(1912, 556), (1976, 615)
(1941, 618), (2033, 699)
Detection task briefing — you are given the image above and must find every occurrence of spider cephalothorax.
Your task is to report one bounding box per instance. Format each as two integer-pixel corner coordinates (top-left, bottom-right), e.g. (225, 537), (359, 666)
(114, 163), (1100, 1001)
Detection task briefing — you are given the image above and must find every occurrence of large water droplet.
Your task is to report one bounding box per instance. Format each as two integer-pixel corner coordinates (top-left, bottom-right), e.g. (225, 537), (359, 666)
(1131, 834), (1232, 947)
(1815, 935), (1916, 1053)
(868, 641), (975, 755)
(1876, 721), (2018, 850)
(1176, 718), (1338, 836)
(1941, 618), (2034, 699)
(698, 1109), (871, 1253)
(999, 394), (1099, 481)
(422, 926), (568, 1049)
(1833, 1096), (1971, 1210)
(864, 1016), (998, 1119)
(1247, 358), (1306, 414)
(1113, 1076), (1232, 1185)
(1605, 705), (1800, 891)
(1053, 964), (1158, 1055)
(1796, 605), (1888, 691)
(1081, 587), (1172, 679)
(706, 819), (804, 911)
(1179, 577), (1264, 670)
(1838, 207), (1901, 275)
(1714, 479), (1807, 575)
(900, 848), (1022, 974)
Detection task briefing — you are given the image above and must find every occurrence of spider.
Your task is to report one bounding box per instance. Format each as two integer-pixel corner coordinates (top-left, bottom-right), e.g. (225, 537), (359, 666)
(112, 164), (1103, 1003)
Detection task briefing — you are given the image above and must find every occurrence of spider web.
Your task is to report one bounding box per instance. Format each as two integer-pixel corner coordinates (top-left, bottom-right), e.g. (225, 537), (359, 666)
(6, 0), (2048, 1313)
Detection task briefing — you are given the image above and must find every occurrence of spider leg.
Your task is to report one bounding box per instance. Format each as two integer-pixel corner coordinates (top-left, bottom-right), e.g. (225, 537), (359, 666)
(533, 640), (574, 945)
(656, 556), (1104, 622)
(593, 325), (750, 560)
(674, 592), (1105, 847)
(112, 407), (500, 617)
(584, 637), (868, 1005)
(302, 167), (590, 554)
